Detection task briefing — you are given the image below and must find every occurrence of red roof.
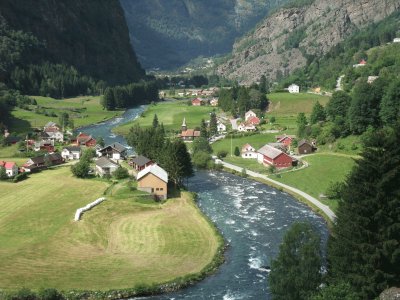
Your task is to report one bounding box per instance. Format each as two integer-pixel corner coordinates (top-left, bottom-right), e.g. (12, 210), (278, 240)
(359, 59), (367, 65)
(247, 116), (260, 125)
(181, 129), (200, 137)
(0, 161), (16, 169)
(192, 98), (202, 104)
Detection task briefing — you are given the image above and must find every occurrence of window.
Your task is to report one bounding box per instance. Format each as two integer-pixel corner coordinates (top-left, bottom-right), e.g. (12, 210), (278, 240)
(156, 188), (159, 191)
(160, 188), (163, 191)
(151, 188), (154, 192)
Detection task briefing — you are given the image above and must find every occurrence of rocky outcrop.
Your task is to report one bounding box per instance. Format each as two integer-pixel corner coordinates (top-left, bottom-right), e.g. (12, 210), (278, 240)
(217, 0), (400, 85)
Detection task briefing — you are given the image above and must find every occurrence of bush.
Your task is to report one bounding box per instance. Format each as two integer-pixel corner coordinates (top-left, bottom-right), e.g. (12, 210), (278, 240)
(71, 161), (90, 178)
(234, 146), (240, 156)
(192, 151), (212, 169)
(325, 181), (345, 199)
(37, 288), (64, 300)
(113, 166), (129, 179)
(217, 150), (228, 159)
(13, 172), (28, 183)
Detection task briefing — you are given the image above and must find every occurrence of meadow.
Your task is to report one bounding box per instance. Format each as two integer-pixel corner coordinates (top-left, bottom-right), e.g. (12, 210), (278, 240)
(10, 96), (123, 133)
(0, 167), (221, 291)
(113, 101), (217, 135)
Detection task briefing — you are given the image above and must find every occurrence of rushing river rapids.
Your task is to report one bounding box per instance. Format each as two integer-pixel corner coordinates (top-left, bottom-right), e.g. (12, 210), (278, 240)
(79, 107), (329, 300)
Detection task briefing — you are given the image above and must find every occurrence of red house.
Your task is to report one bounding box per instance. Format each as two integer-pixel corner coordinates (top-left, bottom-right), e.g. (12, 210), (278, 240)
(257, 144), (294, 168)
(275, 135), (296, 147)
(192, 98), (203, 106)
(74, 133), (97, 147)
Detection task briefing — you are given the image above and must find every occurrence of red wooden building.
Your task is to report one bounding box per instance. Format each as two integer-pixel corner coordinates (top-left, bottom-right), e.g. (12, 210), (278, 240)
(257, 144), (294, 168)
(275, 135), (296, 147)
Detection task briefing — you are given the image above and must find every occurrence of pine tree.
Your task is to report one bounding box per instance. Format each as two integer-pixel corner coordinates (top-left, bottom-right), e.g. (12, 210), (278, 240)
(326, 91), (351, 121)
(209, 112), (218, 137)
(234, 146), (240, 156)
(269, 222), (322, 300)
(259, 75), (269, 94)
(152, 114), (159, 128)
(296, 112), (308, 138)
(200, 119), (208, 139)
(380, 78), (400, 125)
(328, 125), (400, 299)
(310, 101), (326, 124)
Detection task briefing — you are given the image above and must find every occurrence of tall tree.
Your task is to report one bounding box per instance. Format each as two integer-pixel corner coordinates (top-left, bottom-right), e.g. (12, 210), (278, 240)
(296, 112), (308, 138)
(200, 119), (208, 139)
(259, 75), (269, 94)
(269, 222), (322, 300)
(326, 91), (351, 121)
(380, 78), (400, 125)
(328, 125), (400, 299)
(237, 87), (250, 117)
(209, 112), (218, 137)
(152, 114), (159, 128)
(310, 101), (326, 124)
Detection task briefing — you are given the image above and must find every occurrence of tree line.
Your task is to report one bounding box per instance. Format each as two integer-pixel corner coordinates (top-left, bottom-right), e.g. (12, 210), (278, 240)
(218, 76), (269, 117)
(126, 115), (193, 186)
(101, 81), (159, 110)
(295, 76), (400, 144)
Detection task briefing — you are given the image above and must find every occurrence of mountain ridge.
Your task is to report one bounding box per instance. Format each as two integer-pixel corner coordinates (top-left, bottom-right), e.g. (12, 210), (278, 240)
(217, 0), (400, 85)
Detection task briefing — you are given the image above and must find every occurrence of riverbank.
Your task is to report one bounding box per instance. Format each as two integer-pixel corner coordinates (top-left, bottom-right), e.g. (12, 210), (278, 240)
(216, 160), (336, 227)
(0, 167), (224, 298)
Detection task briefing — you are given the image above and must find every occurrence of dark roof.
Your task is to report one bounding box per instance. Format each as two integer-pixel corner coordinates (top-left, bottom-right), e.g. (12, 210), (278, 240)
(100, 142), (127, 153)
(64, 146), (81, 152)
(298, 139), (313, 148)
(131, 155), (151, 167)
(95, 156), (118, 168)
(48, 153), (63, 161)
(5, 136), (22, 143)
(30, 156), (45, 164)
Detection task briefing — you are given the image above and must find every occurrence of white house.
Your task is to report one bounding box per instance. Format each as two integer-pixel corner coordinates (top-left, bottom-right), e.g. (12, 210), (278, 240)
(245, 110), (257, 121)
(288, 84), (300, 93)
(45, 131), (64, 142)
(0, 161), (18, 177)
(393, 38), (400, 43)
(61, 146), (82, 160)
(217, 121), (226, 133)
(241, 144), (257, 159)
(238, 123), (256, 132)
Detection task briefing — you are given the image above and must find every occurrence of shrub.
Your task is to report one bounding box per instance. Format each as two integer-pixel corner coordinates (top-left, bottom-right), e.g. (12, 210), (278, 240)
(234, 146), (240, 156)
(113, 166), (129, 179)
(217, 150), (228, 159)
(13, 172), (28, 183)
(37, 288), (64, 300)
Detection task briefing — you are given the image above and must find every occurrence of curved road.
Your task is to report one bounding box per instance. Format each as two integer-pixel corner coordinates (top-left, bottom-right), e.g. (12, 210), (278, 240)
(216, 160), (336, 222)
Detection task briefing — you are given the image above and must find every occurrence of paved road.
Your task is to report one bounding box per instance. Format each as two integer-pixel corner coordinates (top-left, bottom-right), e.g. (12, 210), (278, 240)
(216, 160), (336, 222)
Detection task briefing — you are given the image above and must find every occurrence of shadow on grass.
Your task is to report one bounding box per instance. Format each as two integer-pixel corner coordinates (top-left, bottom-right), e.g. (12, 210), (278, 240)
(168, 186), (181, 199)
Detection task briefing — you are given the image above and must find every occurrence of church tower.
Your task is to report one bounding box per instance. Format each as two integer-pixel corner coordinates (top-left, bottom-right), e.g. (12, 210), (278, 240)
(181, 117), (187, 132)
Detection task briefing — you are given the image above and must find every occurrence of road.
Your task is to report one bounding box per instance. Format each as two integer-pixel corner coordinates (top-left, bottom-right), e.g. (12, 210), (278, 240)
(215, 160), (336, 222)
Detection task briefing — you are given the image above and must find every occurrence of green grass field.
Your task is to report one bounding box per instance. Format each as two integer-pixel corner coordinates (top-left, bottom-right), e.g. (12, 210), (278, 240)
(273, 154), (355, 211)
(0, 167), (221, 291)
(266, 93), (330, 131)
(113, 101), (217, 135)
(212, 133), (276, 155)
(10, 96), (123, 133)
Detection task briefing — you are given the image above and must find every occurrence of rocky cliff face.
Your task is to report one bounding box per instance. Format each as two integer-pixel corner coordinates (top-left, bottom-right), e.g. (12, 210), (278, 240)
(217, 0), (400, 85)
(120, 0), (290, 69)
(0, 0), (144, 84)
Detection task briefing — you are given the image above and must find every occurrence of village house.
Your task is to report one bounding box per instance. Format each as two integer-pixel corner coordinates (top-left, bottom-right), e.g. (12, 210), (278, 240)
(247, 116), (260, 126)
(238, 123), (256, 132)
(0, 161), (18, 177)
(353, 59), (367, 68)
(33, 139), (55, 152)
(298, 140), (317, 155)
(210, 98), (219, 106)
(23, 153), (64, 172)
(130, 155), (154, 171)
(367, 76), (379, 84)
(137, 164), (168, 200)
(268, 142), (287, 153)
(257, 144), (294, 168)
(94, 144), (103, 157)
(245, 110), (257, 121)
(217, 121), (226, 133)
(180, 118), (200, 141)
(393, 38), (400, 43)
(95, 157), (119, 177)
(73, 133), (97, 147)
(276, 135), (296, 147)
(288, 84), (300, 93)
(241, 144), (257, 159)
(98, 142), (127, 161)
(61, 146), (82, 160)
(191, 98), (203, 106)
(43, 121), (60, 132)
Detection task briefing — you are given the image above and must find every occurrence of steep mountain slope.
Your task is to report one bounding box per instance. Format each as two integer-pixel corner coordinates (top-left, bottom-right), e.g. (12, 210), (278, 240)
(0, 0), (144, 84)
(120, 0), (290, 69)
(217, 0), (400, 85)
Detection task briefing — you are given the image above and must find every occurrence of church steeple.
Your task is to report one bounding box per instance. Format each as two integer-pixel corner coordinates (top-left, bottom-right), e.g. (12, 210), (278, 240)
(181, 117), (187, 132)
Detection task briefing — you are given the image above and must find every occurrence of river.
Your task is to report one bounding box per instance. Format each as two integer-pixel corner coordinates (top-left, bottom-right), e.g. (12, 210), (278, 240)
(79, 107), (329, 300)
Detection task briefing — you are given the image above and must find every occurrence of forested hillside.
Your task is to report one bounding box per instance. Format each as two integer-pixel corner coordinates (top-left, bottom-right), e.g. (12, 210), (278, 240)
(120, 0), (290, 69)
(0, 0), (144, 85)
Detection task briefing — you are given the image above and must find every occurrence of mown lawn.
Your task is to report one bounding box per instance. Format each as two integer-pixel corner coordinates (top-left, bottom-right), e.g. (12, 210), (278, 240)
(10, 96), (123, 133)
(211, 133), (276, 155)
(273, 154), (356, 211)
(113, 101), (217, 135)
(0, 167), (221, 291)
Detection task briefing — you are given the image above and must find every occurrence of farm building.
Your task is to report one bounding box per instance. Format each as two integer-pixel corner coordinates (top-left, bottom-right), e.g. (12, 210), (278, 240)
(95, 157), (119, 177)
(0, 161), (18, 177)
(99, 143), (127, 161)
(257, 144), (294, 168)
(61, 146), (82, 160)
(298, 140), (317, 155)
(288, 84), (300, 93)
(137, 164), (168, 200)
(130, 155), (154, 171)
